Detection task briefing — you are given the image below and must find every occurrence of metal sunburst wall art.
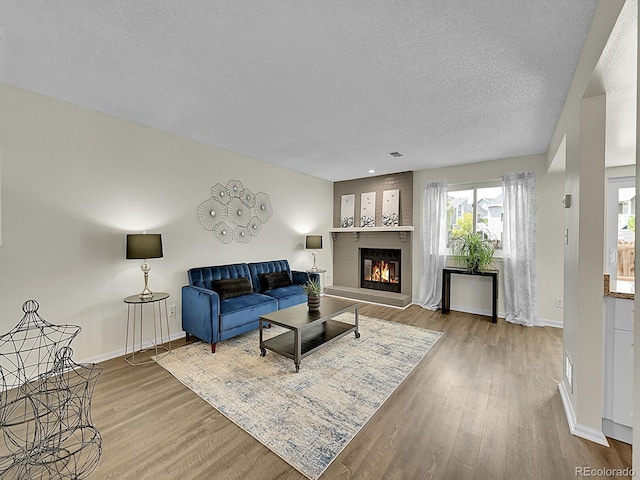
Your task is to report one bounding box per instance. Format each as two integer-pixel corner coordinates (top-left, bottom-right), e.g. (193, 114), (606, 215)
(197, 180), (273, 244)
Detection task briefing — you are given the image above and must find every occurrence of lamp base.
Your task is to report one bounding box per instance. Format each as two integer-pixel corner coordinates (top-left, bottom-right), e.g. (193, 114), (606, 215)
(139, 263), (154, 299)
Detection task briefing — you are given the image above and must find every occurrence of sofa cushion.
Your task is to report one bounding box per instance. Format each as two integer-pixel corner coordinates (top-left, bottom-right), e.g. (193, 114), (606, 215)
(248, 260), (292, 293)
(188, 263), (252, 290)
(259, 271), (292, 291)
(212, 277), (253, 300)
(262, 285), (307, 309)
(219, 293), (278, 332)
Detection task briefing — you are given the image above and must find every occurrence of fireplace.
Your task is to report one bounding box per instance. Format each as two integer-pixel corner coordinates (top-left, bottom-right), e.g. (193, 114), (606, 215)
(360, 248), (401, 293)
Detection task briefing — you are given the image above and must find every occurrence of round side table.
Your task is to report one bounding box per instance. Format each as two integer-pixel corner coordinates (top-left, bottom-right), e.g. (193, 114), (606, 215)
(123, 292), (171, 366)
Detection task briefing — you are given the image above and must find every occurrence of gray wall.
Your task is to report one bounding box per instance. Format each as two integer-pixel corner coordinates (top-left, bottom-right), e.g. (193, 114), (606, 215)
(331, 172), (413, 297)
(332, 232), (412, 297)
(333, 172), (413, 227)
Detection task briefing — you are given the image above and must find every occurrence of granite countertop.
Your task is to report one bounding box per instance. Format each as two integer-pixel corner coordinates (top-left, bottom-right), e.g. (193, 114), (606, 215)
(603, 274), (634, 300)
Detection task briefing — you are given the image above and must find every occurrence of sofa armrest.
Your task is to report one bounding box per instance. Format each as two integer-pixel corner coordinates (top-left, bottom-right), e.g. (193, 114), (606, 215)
(292, 270), (319, 285)
(182, 286), (220, 344)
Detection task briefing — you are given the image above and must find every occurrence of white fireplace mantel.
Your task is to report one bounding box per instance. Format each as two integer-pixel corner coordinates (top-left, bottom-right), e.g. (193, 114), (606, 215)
(329, 226), (414, 242)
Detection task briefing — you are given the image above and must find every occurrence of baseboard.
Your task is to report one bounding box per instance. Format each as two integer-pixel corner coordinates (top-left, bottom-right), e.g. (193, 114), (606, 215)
(540, 318), (563, 328)
(602, 418), (632, 445)
(78, 331), (186, 364)
(558, 381), (610, 447)
(409, 301), (495, 316)
(420, 301), (563, 328)
(449, 304), (504, 319)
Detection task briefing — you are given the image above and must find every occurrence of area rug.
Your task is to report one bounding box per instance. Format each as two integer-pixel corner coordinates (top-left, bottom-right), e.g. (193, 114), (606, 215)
(154, 313), (443, 479)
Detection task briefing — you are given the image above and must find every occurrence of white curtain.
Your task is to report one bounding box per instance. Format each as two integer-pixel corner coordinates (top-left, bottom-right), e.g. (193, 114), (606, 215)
(502, 172), (540, 326)
(419, 181), (447, 310)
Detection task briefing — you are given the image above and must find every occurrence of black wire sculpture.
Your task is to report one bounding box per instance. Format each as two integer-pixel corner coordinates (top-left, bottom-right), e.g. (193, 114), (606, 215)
(198, 180), (273, 244)
(0, 300), (102, 479)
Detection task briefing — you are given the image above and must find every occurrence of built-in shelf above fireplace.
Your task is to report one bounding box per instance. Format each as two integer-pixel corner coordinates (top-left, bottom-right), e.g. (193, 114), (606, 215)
(329, 226), (414, 242)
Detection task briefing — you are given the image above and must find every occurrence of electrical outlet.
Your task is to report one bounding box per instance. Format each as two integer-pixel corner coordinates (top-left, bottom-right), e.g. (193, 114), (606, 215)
(555, 298), (563, 308)
(169, 304), (176, 317)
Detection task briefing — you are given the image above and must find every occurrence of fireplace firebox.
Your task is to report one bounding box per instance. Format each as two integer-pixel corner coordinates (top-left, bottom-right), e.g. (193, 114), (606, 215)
(360, 248), (401, 293)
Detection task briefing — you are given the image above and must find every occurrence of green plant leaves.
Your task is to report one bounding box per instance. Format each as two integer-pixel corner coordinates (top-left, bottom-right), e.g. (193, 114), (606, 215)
(450, 232), (497, 272)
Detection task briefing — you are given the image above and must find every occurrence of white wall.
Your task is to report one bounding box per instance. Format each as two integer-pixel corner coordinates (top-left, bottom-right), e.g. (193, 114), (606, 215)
(547, 0), (626, 170)
(545, 0), (626, 446)
(0, 84), (333, 362)
(412, 153), (565, 325)
(573, 94), (606, 433)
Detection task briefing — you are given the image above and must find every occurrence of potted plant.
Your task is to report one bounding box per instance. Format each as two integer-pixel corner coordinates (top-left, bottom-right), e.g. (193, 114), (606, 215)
(450, 232), (497, 273)
(301, 279), (322, 312)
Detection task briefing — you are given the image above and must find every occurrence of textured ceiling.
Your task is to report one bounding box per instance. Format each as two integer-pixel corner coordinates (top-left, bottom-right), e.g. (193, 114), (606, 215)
(0, 1), (599, 181)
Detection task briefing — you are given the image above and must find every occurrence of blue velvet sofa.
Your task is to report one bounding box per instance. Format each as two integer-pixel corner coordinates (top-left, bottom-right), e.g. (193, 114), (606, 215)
(182, 259), (318, 352)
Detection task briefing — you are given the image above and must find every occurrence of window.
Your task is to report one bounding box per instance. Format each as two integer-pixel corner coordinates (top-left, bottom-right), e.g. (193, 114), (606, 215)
(607, 177), (636, 293)
(447, 185), (503, 250)
(619, 201), (630, 216)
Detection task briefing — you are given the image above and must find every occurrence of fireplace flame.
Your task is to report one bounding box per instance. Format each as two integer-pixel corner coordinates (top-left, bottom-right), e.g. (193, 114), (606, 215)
(369, 260), (398, 283)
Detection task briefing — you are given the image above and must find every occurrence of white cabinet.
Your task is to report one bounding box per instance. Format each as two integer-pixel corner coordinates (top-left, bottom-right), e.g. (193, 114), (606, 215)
(603, 297), (633, 444)
(613, 297), (634, 332)
(611, 329), (633, 426)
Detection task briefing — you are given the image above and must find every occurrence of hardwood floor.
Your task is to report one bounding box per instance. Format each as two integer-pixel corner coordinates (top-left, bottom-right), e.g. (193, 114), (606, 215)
(90, 304), (632, 479)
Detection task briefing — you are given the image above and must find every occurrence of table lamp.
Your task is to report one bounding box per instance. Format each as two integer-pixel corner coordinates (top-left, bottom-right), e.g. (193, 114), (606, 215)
(126, 233), (163, 299)
(305, 235), (323, 272)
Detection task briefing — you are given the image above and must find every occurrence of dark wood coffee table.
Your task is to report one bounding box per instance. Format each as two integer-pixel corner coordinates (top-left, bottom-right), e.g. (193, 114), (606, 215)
(259, 297), (359, 372)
